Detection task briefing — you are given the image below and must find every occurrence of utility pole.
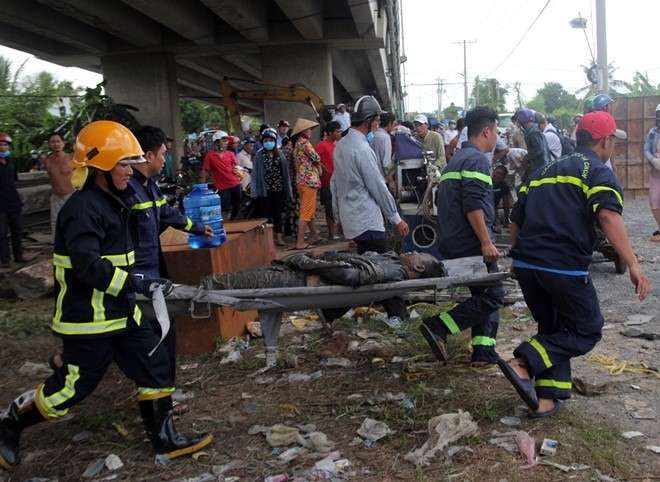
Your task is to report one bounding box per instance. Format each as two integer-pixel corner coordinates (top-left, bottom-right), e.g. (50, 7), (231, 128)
(595, 0), (608, 94)
(436, 77), (445, 121)
(455, 40), (476, 111)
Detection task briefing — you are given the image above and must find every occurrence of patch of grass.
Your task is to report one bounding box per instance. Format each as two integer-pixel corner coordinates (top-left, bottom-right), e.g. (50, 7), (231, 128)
(0, 314), (51, 338)
(472, 396), (511, 422)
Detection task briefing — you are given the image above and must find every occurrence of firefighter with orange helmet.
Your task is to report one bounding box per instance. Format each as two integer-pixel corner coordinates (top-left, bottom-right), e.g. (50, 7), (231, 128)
(0, 121), (212, 471)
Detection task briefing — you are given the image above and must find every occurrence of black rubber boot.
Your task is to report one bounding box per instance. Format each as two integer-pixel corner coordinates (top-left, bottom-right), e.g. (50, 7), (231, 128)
(0, 390), (46, 470)
(139, 396), (212, 459)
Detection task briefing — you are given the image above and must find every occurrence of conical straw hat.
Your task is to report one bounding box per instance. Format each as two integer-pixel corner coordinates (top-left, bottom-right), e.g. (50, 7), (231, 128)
(291, 118), (319, 136)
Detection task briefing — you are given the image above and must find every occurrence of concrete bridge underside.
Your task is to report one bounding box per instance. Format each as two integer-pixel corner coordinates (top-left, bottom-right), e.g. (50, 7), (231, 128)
(0, 0), (404, 157)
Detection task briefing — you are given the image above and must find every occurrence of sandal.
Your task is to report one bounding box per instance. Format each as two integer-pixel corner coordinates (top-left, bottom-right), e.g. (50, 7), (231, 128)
(528, 400), (564, 418)
(497, 358), (539, 411)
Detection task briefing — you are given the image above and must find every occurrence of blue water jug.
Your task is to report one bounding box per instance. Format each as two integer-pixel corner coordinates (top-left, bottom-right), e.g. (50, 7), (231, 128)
(183, 184), (226, 249)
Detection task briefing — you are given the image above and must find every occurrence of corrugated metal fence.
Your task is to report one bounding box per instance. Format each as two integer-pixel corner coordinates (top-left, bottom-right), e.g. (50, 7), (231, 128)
(612, 95), (660, 199)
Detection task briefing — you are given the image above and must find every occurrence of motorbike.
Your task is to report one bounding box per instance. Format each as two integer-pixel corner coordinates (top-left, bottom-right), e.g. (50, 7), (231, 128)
(593, 228), (627, 274)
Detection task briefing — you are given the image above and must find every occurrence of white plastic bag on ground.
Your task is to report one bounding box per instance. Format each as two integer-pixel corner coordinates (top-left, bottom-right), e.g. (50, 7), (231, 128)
(404, 410), (479, 467)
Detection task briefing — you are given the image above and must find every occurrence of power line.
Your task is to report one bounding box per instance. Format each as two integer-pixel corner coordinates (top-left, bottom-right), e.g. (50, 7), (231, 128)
(484, 0), (552, 78)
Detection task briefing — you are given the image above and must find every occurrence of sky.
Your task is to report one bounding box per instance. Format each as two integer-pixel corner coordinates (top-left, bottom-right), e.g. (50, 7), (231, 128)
(1, 0), (658, 118)
(401, 0), (660, 115)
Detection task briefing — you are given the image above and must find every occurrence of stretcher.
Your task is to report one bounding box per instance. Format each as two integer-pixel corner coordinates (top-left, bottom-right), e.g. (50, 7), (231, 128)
(138, 257), (511, 354)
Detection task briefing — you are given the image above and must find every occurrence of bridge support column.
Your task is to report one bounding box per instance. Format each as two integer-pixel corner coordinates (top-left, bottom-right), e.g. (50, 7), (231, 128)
(261, 44), (333, 139)
(101, 52), (183, 169)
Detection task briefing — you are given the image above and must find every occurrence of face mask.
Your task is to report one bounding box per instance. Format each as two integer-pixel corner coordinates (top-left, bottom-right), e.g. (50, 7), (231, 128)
(366, 132), (374, 143)
(0, 150), (9, 158)
(263, 141), (276, 151)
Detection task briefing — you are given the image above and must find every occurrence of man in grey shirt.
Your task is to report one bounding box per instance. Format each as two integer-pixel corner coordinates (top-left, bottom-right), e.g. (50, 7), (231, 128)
(331, 95), (409, 325)
(369, 112), (396, 179)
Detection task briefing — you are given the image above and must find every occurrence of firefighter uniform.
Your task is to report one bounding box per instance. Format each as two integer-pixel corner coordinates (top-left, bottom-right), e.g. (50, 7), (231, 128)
(428, 140), (504, 363)
(0, 121), (210, 471)
(509, 148), (623, 401)
(128, 169), (206, 278)
(42, 180), (174, 417)
(128, 168), (206, 381)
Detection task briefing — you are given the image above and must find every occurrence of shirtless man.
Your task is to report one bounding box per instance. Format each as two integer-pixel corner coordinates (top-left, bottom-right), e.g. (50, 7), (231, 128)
(45, 132), (74, 235)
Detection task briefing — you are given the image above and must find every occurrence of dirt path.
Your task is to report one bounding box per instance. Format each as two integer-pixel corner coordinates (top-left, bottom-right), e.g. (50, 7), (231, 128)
(0, 200), (658, 481)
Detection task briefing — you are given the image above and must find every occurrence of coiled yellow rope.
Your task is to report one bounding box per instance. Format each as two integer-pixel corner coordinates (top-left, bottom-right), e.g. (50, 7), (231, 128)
(587, 353), (660, 379)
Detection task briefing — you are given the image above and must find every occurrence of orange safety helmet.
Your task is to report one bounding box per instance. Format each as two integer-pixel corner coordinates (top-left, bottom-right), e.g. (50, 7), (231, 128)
(71, 121), (144, 171)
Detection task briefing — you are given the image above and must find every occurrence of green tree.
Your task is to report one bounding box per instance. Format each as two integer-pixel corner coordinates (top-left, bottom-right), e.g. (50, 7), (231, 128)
(470, 77), (507, 112)
(0, 56), (81, 161)
(49, 81), (140, 141)
(442, 102), (463, 120)
(180, 98), (229, 135)
(535, 82), (579, 113)
(622, 71), (660, 97)
(512, 82), (525, 111)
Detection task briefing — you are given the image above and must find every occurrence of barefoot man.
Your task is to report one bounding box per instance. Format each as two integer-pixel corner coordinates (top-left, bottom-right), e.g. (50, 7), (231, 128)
(45, 132), (74, 236)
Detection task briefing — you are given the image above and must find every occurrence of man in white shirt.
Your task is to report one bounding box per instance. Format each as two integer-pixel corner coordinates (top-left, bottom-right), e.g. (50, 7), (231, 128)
(537, 113), (561, 160)
(444, 120), (458, 146)
(332, 104), (351, 131)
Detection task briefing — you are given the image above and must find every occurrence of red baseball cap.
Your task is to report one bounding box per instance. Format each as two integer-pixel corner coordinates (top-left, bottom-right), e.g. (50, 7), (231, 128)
(576, 111), (627, 140)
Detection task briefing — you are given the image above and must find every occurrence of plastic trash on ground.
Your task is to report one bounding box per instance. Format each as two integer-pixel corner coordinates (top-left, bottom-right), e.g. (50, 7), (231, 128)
(404, 411), (479, 467)
(356, 418), (391, 442)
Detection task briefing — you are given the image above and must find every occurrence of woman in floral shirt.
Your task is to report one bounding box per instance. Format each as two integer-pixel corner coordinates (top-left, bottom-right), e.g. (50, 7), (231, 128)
(251, 128), (292, 246)
(292, 118), (323, 249)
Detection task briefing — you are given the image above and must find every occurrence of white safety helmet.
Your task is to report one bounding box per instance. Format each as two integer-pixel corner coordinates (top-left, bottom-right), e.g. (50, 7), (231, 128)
(212, 130), (229, 142)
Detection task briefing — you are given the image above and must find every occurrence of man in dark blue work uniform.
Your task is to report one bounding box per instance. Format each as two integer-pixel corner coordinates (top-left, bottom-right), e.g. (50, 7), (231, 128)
(420, 106), (505, 368)
(500, 111), (649, 417)
(129, 126), (213, 381)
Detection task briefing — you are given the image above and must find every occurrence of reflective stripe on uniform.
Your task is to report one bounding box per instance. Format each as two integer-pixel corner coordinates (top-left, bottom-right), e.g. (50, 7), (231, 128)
(184, 218), (194, 232)
(92, 288), (105, 321)
(106, 267), (128, 297)
(440, 169), (492, 185)
(54, 252), (135, 267)
(131, 197), (168, 211)
(38, 365), (81, 418)
(137, 386), (176, 401)
(439, 312), (460, 334)
(535, 378), (572, 390)
(519, 175), (623, 208)
(52, 316), (132, 336)
(53, 254), (72, 268)
(472, 335), (496, 346)
(102, 252), (135, 267)
(53, 265), (68, 323)
(528, 338), (552, 369)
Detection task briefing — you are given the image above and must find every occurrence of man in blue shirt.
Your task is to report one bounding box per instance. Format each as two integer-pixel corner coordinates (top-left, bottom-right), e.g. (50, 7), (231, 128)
(501, 111), (649, 417)
(420, 107), (504, 368)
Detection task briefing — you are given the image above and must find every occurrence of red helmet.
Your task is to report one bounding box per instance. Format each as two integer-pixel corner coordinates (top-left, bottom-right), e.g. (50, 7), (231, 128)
(0, 133), (13, 144)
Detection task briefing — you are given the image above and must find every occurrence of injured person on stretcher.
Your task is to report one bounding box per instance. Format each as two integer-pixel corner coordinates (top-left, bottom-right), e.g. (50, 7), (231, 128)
(202, 250), (447, 290)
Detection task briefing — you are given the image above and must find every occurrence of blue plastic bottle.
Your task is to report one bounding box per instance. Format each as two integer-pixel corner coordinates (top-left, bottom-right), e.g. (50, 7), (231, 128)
(183, 184), (226, 248)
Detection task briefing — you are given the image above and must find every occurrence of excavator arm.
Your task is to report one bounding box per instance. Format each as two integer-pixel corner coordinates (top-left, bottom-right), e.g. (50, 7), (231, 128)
(221, 78), (330, 134)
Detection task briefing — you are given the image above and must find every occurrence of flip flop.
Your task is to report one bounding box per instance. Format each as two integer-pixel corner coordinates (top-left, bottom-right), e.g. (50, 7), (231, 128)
(276, 241), (286, 247)
(497, 358), (539, 411)
(528, 400), (564, 418)
(291, 244), (313, 250)
(419, 323), (448, 365)
(309, 238), (323, 245)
